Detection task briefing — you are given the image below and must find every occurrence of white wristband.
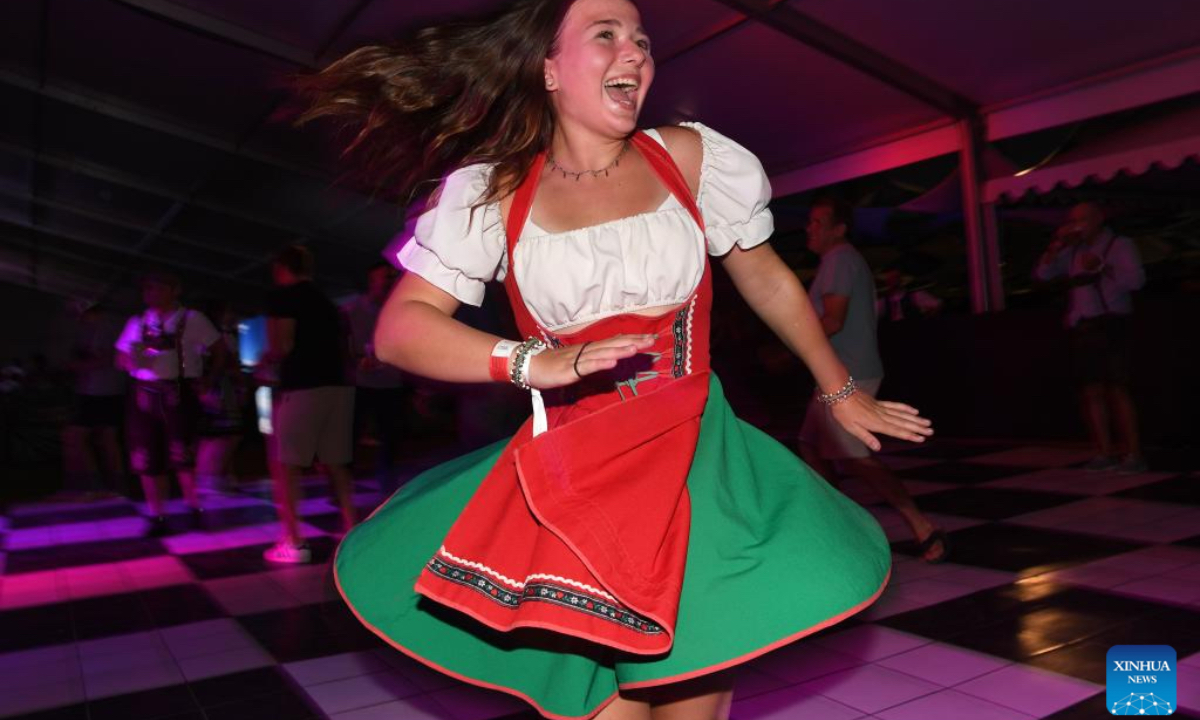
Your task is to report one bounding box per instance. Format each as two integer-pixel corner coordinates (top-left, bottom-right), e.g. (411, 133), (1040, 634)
(491, 339), (520, 359)
(489, 340), (520, 382)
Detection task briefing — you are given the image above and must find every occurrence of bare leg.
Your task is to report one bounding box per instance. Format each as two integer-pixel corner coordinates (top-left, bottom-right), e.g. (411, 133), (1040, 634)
(141, 474), (167, 516)
(646, 672), (735, 720)
(176, 469), (200, 509)
(842, 457), (944, 562)
(273, 463), (305, 547)
(1108, 384), (1141, 458)
(1081, 383), (1113, 457)
(594, 696), (652, 720)
(650, 690), (733, 720)
(327, 464), (358, 534)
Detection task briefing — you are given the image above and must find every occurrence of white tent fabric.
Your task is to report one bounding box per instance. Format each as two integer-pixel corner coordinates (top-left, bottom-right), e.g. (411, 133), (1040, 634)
(986, 103), (1200, 202)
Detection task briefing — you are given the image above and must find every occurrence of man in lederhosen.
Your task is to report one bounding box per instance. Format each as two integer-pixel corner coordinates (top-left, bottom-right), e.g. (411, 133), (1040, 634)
(117, 272), (226, 536)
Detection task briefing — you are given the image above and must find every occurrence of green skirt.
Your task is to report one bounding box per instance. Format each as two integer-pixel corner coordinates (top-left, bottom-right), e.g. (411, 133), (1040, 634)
(334, 374), (891, 718)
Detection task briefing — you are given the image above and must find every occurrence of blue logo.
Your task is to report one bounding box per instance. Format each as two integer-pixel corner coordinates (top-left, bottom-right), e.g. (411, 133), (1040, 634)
(1107, 645), (1176, 715)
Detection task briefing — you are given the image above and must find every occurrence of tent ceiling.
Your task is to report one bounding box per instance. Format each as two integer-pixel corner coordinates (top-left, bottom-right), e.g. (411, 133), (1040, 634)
(796, 0), (1200, 106)
(0, 0), (1197, 307)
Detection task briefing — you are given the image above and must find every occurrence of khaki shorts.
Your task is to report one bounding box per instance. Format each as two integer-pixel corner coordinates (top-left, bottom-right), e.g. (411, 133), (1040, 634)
(798, 377), (883, 460)
(273, 386), (354, 467)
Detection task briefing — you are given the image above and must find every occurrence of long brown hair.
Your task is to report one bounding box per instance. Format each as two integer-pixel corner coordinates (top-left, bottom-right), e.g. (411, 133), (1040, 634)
(296, 0), (573, 207)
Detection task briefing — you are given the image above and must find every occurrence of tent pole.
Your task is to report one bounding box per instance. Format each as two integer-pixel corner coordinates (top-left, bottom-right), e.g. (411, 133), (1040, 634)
(983, 201), (1006, 311)
(958, 117), (1002, 313)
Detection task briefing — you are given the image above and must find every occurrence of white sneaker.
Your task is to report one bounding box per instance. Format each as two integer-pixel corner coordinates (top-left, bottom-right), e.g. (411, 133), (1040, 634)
(263, 541), (312, 564)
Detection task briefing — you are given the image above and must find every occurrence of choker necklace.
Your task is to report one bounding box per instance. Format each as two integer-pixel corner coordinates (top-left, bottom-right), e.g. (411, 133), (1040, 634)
(547, 141), (630, 181)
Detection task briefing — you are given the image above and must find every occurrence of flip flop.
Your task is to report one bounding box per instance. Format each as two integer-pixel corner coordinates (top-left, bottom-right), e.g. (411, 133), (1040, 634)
(915, 528), (950, 564)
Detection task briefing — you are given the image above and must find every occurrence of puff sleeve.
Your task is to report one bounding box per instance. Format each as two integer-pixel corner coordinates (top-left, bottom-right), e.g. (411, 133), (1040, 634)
(395, 164), (506, 306)
(681, 122), (775, 256)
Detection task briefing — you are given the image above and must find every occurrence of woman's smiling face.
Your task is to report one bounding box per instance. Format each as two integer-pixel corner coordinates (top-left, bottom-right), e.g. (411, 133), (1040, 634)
(544, 0), (654, 137)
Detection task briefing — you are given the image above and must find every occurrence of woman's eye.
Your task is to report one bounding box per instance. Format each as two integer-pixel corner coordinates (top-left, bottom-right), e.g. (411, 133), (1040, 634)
(597, 30), (614, 40)
(637, 39), (651, 51)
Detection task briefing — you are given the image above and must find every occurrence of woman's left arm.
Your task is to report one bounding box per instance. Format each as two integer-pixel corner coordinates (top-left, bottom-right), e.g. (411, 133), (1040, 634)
(720, 243), (933, 449)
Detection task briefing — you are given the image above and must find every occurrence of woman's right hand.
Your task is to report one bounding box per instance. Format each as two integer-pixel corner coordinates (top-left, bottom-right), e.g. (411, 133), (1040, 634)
(526, 333), (657, 390)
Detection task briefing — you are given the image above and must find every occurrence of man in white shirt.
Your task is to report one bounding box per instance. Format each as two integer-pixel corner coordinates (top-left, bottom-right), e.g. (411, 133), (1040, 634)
(1034, 202), (1146, 472)
(342, 262), (406, 495)
(799, 198), (947, 563)
(116, 272), (226, 535)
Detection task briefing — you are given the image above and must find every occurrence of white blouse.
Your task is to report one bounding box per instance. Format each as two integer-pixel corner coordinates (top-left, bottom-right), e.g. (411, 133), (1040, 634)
(396, 122), (774, 332)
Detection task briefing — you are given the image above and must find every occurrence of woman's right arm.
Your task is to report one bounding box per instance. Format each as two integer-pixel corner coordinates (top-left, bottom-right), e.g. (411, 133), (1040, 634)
(374, 273), (498, 383)
(375, 272), (654, 387)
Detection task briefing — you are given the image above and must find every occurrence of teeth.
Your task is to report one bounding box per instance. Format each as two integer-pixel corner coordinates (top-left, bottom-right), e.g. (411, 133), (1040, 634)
(604, 79), (638, 90)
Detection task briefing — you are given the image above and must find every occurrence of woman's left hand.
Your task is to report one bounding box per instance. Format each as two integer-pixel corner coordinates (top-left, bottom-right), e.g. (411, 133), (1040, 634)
(830, 391), (933, 452)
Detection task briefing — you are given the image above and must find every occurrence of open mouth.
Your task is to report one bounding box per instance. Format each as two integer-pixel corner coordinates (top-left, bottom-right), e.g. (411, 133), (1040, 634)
(603, 77), (639, 109)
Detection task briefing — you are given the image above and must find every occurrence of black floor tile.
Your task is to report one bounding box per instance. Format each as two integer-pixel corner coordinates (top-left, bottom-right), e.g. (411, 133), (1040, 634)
(941, 604), (1123, 661)
(191, 667), (318, 719)
(897, 461), (1040, 485)
(1028, 604), (1200, 683)
(201, 691), (318, 720)
(1024, 639), (1111, 684)
(237, 605), (344, 663)
(888, 441), (1005, 460)
(1094, 607), (1200, 657)
(1142, 448), (1200, 474)
(70, 592), (158, 640)
(8, 703), (89, 720)
(0, 602), (74, 652)
(140, 584), (225, 627)
(1177, 533), (1200, 549)
(912, 487), (1082, 520)
(5, 537), (166, 575)
(880, 580), (1173, 656)
(189, 667), (295, 708)
(237, 601), (386, 663)
(9, 503), (140, 529)
(300, 512), (343, 535)
(931, 523), (1145, 574)
(197, 504), (279, 531)
(88, 683), (200, 720)
(67, 585), (224, 641)
(1114, 473), (1200, 505)
(178, 537), (337, 580)
(317, 600), (394, 654)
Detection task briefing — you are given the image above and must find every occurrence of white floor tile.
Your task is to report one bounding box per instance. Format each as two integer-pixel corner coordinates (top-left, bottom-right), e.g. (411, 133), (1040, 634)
(954, 664), (1101, 717)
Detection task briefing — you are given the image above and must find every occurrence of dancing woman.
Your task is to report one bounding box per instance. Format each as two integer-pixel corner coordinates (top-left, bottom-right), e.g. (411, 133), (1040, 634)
(299, 0), (933, 717)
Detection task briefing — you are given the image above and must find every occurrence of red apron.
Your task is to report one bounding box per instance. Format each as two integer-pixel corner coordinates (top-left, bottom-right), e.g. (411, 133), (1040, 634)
(413, 132), (713, 655)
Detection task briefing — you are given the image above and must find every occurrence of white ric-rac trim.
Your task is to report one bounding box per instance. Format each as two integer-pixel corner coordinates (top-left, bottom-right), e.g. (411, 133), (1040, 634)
(436, 546), (618, 602)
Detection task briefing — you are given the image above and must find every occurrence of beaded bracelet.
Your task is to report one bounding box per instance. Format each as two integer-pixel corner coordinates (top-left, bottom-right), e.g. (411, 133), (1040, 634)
(818, 376), (857, 406)
(509, 338), (547, 391)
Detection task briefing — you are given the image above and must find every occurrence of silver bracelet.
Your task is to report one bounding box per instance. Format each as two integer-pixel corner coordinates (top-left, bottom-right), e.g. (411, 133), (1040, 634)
(509, 338), (547, 391)
(818, 376), (857, 406)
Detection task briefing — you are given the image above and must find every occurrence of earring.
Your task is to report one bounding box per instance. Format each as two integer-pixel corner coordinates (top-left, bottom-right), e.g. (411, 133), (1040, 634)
(545, 76), (555, 90)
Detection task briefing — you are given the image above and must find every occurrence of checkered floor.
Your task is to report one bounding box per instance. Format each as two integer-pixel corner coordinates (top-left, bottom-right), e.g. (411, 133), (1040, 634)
(1, 440), (1197, 720)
